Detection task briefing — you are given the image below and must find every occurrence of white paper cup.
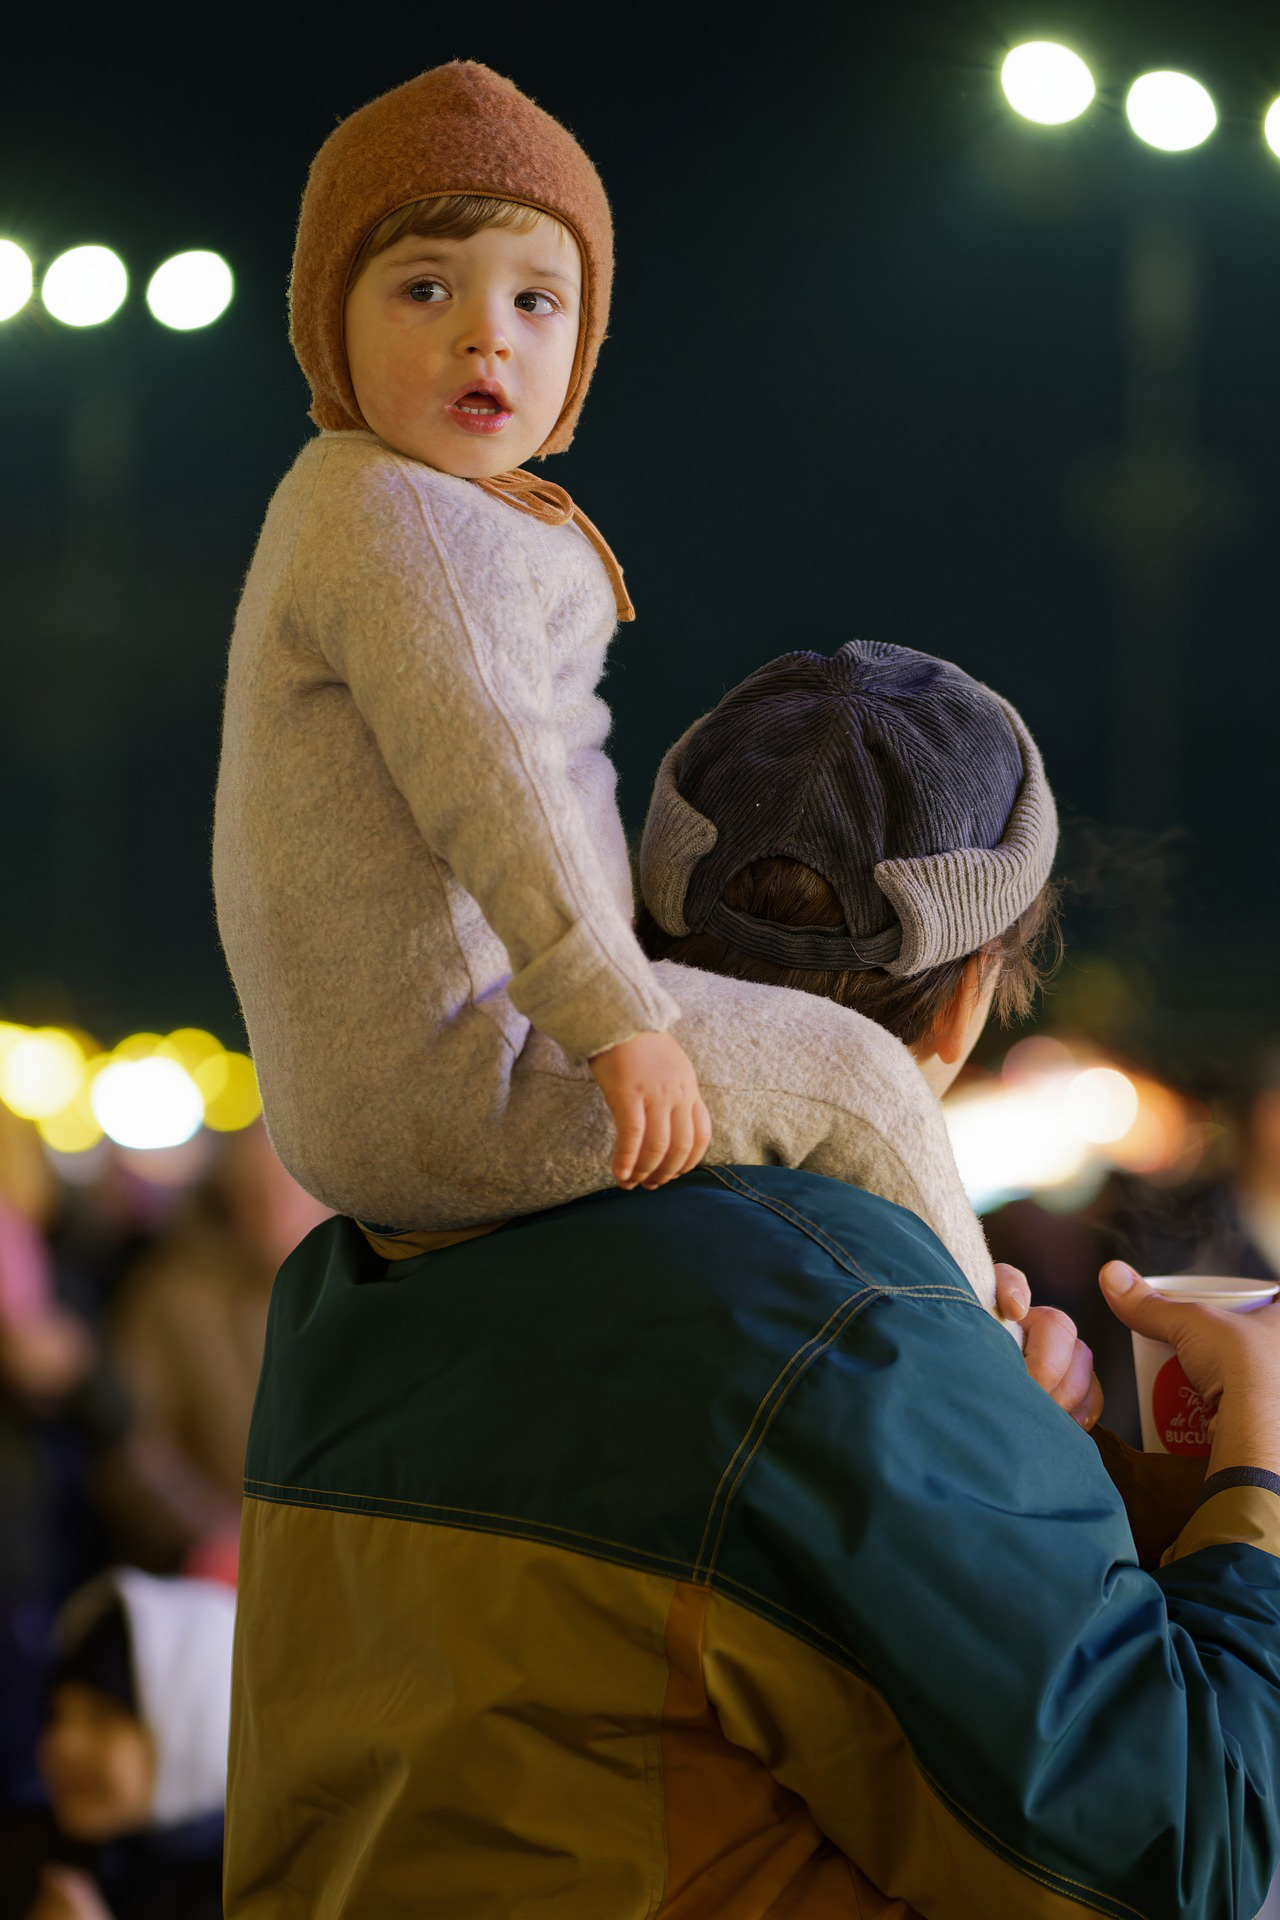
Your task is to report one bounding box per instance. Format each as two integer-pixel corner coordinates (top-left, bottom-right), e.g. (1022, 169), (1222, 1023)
(1132, 1275), (1280, 1455)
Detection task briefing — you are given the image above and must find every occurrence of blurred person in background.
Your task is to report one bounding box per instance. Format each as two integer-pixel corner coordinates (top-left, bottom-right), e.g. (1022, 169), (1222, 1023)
(1115, 1047), (1280, 1284)
(7, 1567), (234, 1920)
(105, 1119), (332, 1572)
(986, 1047), (1280, 1448)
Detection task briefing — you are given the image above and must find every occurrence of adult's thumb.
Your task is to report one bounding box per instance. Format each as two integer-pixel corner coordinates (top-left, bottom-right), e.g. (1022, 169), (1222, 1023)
(1097, 1262), (1183, 1342)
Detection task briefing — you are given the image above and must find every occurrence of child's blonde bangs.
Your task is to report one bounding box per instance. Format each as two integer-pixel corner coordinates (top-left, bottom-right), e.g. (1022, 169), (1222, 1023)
(349, 194), (562, 291)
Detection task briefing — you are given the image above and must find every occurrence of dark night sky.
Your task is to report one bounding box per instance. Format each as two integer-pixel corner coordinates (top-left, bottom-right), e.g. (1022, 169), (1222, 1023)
(3, 0), (1278, 1075)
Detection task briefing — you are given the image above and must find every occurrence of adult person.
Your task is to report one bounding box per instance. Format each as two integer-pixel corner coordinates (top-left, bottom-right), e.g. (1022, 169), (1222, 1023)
(224, 645), (1280, 1918)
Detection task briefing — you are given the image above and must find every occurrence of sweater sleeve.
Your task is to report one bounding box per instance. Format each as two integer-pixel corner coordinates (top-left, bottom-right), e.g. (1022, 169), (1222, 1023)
(289, 446), (679, 1062)
(707, 1279), (1280, 1920)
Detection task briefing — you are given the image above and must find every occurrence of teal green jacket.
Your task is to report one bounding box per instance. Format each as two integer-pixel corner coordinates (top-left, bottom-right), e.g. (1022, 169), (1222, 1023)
(226, 1165), (1280, 1918)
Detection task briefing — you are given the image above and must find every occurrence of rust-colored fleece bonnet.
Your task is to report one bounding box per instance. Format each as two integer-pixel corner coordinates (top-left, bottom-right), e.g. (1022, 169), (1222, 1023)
(290, 59), (613, 459)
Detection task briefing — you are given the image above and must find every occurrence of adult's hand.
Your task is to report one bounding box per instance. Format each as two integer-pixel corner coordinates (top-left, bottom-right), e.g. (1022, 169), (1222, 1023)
(996, 1263), (1103, 1430)
(1099, 1261), (1280, 1477)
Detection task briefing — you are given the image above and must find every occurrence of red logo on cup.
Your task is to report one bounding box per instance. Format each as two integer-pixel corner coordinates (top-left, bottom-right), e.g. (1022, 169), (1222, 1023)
(1151, 1356), (1214, 1455)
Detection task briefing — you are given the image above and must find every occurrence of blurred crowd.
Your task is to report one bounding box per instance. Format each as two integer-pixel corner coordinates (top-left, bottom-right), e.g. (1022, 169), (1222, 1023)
(0, 1109), (329, 1919)
(3, 1043), (1280, 1915)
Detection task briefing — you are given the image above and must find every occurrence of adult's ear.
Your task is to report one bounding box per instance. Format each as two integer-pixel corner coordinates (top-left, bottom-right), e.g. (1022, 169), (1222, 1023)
(930, 954), (988, 1065)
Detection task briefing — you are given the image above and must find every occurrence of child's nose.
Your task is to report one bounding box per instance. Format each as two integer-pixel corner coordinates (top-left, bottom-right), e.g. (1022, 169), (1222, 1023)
(454, 298), (510, 357)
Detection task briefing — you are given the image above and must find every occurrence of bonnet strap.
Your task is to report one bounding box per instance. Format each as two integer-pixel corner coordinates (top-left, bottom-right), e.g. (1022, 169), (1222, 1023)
(471, 468), (635, 624)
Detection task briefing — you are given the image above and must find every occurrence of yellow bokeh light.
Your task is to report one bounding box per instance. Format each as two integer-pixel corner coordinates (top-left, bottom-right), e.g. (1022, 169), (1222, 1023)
(192, 1052), (230, 1103)
(35, 1052), (112, 1154)
(0, 1028), (86, 1121)
(157, 1028), (224, 1073)
(199, 1051), (262, 1131)
(113, 1032), (164, 1061)
(38, 1105), (105, 1153)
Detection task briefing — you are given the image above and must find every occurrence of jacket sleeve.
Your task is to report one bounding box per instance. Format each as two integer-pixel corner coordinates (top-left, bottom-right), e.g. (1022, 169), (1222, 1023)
(289, 446), (679, 1062)
(705, 1281), (1280, 1920)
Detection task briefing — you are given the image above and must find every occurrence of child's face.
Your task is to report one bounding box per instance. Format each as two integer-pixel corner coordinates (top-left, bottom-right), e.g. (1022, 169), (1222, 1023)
(38, 1683), (155, 1841)
(343, 218), (583, 476)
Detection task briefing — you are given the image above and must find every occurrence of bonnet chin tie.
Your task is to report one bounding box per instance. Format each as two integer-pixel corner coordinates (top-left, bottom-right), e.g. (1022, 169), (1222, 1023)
(471, 469), (635, 624)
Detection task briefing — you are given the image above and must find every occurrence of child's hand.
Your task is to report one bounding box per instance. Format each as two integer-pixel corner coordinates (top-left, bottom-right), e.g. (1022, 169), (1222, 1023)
(995, 1263), (1103, 1431)
(588, 1031), (712, 1190)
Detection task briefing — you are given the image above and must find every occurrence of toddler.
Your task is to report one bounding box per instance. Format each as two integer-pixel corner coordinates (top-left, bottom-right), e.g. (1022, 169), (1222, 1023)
(214, 59), (708, 1231)
(212, 61), (1050, 1315)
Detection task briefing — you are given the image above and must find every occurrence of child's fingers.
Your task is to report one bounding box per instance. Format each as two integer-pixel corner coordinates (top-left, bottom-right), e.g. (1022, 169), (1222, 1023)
(645, 1104), (695, 1189)
(631, 1107), (671, 1189)
(611, 1096), (647, 1188)
(690, 1097), (713, 1169)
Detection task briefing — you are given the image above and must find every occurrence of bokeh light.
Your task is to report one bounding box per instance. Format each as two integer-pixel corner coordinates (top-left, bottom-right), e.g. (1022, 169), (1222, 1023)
(37, 1099), (105, 1155)
(1063, 1066), (1140, 1145)
(41, 245), (129, 326)
(156, 1027), (224, 1073)
(0, 240), (34, 321)
(945, 1076), (1088, 1215)
(0, 1029), (86, 1121)
(145, 250), (234, 331)
(91, 1056), (204, 1150)
(1000, 43), (1096, 126)
(113, 1032), (164, 1061)
(1265, 97), (1280, 160)
(1125, 72), (1217, 152)
(196, 1051), (262, 1132)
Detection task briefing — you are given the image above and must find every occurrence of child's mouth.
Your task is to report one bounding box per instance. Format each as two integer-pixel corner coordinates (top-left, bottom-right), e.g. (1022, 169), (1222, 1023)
(447, 393), (513, 434)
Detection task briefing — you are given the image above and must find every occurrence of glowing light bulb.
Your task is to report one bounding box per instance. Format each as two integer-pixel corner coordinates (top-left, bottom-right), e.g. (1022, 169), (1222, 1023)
(1000, 43), (1096, 126)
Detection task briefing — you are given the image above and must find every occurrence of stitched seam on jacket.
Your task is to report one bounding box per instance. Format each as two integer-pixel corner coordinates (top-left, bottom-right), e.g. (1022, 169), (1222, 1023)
(909, 1751), (1148, 1920)
(243, 1475), (699, 1572)
(691, 1284), (870, 1574)
(696, 1291), (877, 1581)
(693, 1166), (975, 1581)
(705, 1166), (976, 1303)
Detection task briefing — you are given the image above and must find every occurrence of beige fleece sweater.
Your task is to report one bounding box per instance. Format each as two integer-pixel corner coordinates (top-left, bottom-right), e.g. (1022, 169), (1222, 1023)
(213, 432), (999, 1312)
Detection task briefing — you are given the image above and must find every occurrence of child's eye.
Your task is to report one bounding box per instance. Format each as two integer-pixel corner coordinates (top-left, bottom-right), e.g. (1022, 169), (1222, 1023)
(405, 279), (447, 303)
(515, 291), (558, 317)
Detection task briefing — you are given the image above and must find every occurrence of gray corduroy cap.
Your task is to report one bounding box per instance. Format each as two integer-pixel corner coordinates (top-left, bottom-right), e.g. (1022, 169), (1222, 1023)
(638, 640), (1057, 978)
